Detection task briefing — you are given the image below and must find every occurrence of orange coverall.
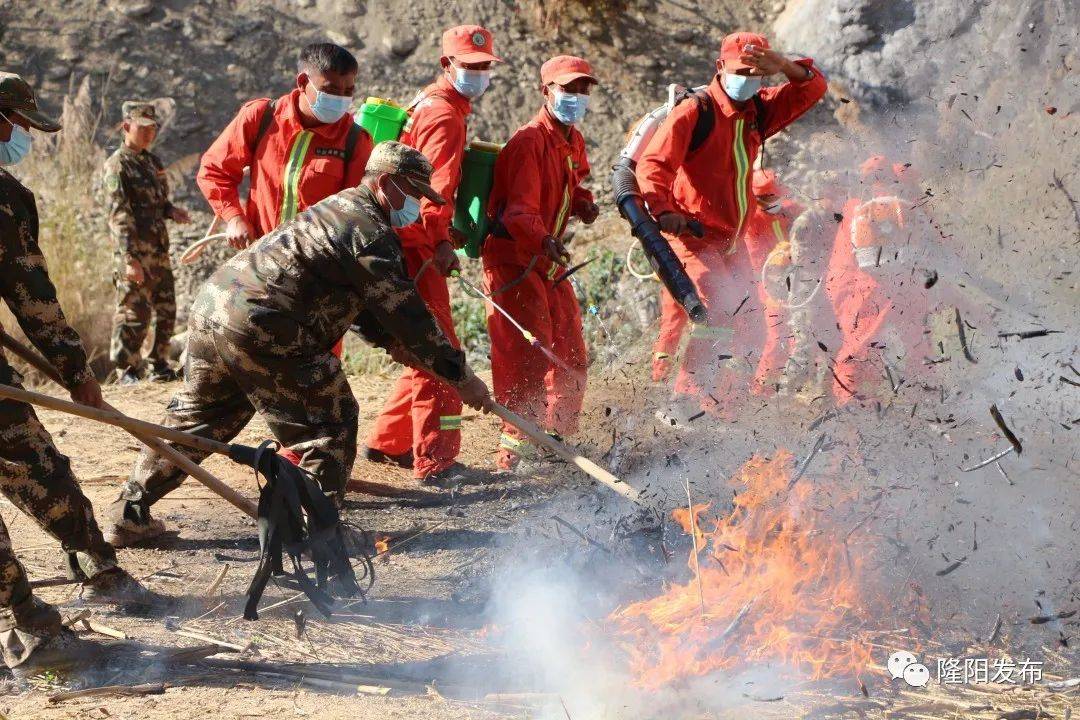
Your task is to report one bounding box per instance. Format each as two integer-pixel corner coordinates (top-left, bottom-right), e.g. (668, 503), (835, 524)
(197, 88), (372, 240)
(366, 76), (472, 478)
(825, 193), (930, 404)
(636, 63), (826, 409)
(482, 106), (593, 469)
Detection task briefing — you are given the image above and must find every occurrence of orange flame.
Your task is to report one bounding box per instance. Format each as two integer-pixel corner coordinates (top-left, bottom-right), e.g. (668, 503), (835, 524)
(374, 535), (390, 554)
(609, 451), (909, 689)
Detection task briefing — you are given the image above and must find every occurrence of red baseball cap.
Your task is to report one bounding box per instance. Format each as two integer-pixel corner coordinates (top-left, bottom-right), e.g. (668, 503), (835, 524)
(442, 25), (502, 64)
(540, 55), (598, 86)
(720, 31), (770, 71)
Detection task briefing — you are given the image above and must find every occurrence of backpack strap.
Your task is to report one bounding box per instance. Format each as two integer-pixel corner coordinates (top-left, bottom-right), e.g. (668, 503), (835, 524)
(250, 98), (277, 155)
(675, 90), (769, 163)
(343, 121), (363, 170)
(669, 88), (715, 156)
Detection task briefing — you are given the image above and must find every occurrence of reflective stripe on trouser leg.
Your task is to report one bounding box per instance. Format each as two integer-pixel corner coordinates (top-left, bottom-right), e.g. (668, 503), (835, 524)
(689, 324), (734, 346)
(439, 415), (462, 431)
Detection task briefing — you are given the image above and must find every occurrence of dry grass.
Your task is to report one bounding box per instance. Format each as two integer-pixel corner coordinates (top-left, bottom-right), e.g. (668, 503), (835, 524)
(3, 76), (114, 374)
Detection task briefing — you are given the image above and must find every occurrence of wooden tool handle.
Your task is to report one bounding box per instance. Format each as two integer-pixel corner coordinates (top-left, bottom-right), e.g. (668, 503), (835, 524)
(0, 327), (66, 386)
(0, 382), (257, 519)
(489, 402), (641, 503)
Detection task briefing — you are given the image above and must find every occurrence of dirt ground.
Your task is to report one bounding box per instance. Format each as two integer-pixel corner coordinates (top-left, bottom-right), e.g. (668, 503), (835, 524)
(3, 352), (1078, 718)
(1, 370), (551, 719)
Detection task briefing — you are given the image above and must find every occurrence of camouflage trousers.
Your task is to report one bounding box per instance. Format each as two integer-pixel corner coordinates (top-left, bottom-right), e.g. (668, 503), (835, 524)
(0, 360), (117, 666)
(110, 254), (175, 370)
(125, 317), (360, 510)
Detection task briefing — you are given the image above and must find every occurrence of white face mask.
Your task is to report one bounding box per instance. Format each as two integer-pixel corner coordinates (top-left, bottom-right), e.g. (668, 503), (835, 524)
(0, 113), (32, 166)
(450, 64), (491, 99)
(386, 178), (422, 227)
(307, 87), (353, 124)
(548, 89), (590, 125)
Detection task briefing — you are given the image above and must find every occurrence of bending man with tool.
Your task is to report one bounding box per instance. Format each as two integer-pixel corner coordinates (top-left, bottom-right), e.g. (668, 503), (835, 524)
(481, 56), (600, 472)
(110, 142), (492, 545)
(0, 74), (151, 673)
(365, 25), (502, 487)
(197, 41), (372, 457)
(636, 32), (826, 424)
(103, 101), (191, 385)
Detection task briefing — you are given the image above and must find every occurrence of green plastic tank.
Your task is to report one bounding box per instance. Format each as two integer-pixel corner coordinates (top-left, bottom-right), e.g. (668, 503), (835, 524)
(453, 140), (502, 258)
(357, 97), (408, 145)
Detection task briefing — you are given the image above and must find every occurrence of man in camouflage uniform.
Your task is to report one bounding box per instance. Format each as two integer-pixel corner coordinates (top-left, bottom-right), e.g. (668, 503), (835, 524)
(0, 73), (150, 672)
(109, 142), (492, 545)
(103, 101), (190, 384)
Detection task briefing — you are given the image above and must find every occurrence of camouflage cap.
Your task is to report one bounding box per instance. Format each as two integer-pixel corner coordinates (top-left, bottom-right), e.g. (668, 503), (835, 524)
(366, 140), (446, 205)
(122, 100), (158, 126)
(0, 72), (61, 133)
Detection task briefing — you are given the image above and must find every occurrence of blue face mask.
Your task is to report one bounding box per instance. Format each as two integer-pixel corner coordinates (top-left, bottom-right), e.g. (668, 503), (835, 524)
(387, 179), (422, 228)
(451, 66), (491, 100)
(723, 72), (762, 102)
(549, 89), (589, 125)
(308, 87), (353, 124)
(0, 114), (32, 166)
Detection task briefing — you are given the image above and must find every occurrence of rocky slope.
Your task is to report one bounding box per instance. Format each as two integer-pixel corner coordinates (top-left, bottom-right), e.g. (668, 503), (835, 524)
(1, 0), (778, 199)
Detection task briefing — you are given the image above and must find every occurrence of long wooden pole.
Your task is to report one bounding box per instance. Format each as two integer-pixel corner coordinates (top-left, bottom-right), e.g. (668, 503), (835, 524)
(0, 333), (256, 518)
(488, 402), (641, 504)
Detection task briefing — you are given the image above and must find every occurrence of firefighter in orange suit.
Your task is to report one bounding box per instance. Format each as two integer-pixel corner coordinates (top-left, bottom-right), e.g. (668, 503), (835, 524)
(365, 26), (502, 486)
(636, 32), (826, 424)
(825, 156), (933, 404)
(481, 56), (600, 471)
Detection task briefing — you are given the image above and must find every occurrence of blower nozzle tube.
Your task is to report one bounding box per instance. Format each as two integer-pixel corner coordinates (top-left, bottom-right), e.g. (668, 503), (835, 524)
(611, 158), (707, 323)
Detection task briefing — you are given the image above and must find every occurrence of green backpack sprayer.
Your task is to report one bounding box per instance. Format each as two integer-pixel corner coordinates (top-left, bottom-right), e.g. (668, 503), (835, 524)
(357, 96), (501, 259)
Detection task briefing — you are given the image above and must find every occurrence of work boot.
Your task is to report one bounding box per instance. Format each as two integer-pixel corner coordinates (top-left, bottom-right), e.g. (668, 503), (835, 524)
(105, 492), (167, 548)
(421, 462), (478, 489)
(148, 361), (179, 382)
(117, 366), (141, 386)
(362, 446), (414, 469)
(9, 628), (105, 681)
(80, 566), (164, 608)
(106, 513), (166, 548)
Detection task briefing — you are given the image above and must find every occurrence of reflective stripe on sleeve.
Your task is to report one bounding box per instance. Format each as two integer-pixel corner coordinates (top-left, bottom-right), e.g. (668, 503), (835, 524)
(439, 415), (462, 431)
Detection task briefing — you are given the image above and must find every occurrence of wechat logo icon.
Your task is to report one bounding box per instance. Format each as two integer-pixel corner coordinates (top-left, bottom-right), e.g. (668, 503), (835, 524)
(888, 650), (931, 687)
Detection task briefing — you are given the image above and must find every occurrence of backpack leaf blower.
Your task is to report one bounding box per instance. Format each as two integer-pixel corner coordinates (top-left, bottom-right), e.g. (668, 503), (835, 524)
(612, 84), (709, 324)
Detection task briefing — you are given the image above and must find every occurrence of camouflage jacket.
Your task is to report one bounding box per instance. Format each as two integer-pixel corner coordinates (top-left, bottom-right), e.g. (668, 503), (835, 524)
(102, 144), (174, 266)
(191, 186), (466, 383)
(0, 169), (94, 389)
